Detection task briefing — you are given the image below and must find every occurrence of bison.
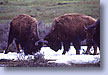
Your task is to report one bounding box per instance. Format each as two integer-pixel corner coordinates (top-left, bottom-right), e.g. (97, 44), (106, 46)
(85, 19), (100, 55)
(5, 14), (43, 55)
(45, 13), (96, 55)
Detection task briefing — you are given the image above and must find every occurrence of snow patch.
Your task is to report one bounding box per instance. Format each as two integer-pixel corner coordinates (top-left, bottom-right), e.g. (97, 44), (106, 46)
(0, 46), (100, 65)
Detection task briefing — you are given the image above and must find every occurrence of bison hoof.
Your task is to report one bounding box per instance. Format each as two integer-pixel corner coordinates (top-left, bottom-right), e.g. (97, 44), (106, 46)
(76, 53), (80, 55)
(84, 52), (89, 55)
(62, 53), (65, 55)
(62, 51), (66, 55)
(91, 53), (99, 55)
(4, 51), (9, 54)
(76, 51), (80, 55)
(17, 50), (21, 53)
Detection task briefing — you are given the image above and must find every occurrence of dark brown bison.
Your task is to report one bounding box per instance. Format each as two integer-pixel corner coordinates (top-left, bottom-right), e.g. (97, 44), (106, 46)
(85, 19), (100, 55)
(5, 14), (43, 55)
(45, 13), (96, 55)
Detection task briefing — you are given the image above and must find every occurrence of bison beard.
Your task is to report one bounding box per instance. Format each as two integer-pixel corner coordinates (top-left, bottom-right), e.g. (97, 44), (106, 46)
(5, 14), (42, 55)
(45, 13), (96, 55)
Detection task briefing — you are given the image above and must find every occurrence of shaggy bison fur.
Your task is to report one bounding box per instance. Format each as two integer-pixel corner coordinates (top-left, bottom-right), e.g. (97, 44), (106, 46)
(5, 14), (42, 55)
(45, 13), (96, 54)
(85, 19), (100, 55)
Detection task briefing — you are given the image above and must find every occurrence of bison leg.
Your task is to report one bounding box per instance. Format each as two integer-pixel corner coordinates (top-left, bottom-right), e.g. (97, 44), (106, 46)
(93, 45), (97, 55)
(24, 49), (32, 55)
(85, 45), (91, 54)
(5, 45), (10, 54)
(24, 44), (32, 55)
(15, 40), (20, 53)
(72, 40), (81, 55)
(85, 45), (98, 55)
(4, 33), (14, 54)
(62, 41), (70, 54)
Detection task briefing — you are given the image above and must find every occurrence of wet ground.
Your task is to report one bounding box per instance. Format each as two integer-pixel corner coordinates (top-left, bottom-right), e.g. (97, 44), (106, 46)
(0, 59), (100, 67)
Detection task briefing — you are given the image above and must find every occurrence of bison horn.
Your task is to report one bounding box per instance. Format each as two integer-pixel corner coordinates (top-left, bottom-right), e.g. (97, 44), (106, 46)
(84, 25), (88, 30)
(35, 39), (48, 46)
(35, 41), (40, 46)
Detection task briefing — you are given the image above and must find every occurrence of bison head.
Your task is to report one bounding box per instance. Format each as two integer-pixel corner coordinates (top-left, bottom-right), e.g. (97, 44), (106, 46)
(23, 40), (43, 55)
(44, 33), (62, 51)
(34, 39), (47, 52)
(84, 25), (96, 46)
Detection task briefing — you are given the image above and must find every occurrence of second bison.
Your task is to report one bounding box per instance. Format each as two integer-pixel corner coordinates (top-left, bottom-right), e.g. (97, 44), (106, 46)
(85, 19), (100, 55)
(45, 13), (96, 54)
(5, 14), (43, 55)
